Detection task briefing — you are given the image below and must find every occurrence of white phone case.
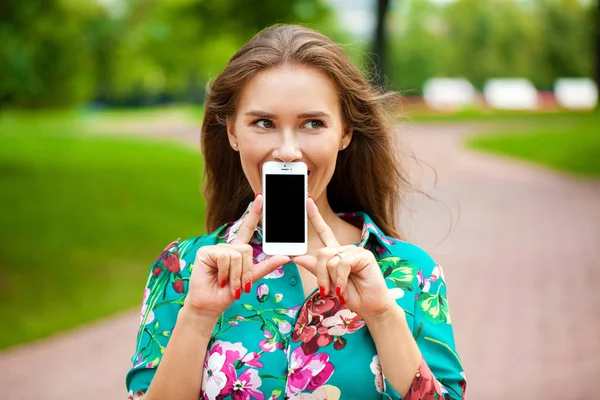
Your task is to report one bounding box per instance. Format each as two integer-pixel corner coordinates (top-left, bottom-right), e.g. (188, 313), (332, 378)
(262, 161), (308, 256)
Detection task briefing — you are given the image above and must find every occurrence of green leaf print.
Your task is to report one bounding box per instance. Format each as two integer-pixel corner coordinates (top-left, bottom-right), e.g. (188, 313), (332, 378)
(378, 257), (416, 291)
(417, 292), (451, 324)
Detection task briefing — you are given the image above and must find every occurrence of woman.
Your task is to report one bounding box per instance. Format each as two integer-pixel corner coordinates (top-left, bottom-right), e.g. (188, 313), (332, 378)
(126, 24), (466, 400)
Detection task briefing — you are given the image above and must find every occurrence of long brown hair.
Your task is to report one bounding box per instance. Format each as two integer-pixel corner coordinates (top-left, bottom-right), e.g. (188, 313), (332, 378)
(201, 24), (410, 239)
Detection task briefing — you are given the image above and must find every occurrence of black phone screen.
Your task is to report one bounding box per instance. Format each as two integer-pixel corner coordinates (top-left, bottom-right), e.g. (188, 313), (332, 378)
(265, 174), (305, 243)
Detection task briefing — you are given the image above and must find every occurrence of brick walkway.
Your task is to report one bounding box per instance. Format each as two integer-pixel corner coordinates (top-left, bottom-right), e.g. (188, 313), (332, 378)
(1, 122), (599, 399)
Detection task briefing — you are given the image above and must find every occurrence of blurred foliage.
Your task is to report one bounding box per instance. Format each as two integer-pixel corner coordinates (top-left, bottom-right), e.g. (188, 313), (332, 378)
(0, 0), (343, 108)
(388, 0), (596, 92)
(0, 0), (596, 107)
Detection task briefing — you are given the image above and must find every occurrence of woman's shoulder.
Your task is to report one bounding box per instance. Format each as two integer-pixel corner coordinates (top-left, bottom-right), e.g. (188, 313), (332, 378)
(171, 223), (232, 261)
(378, 235), (439, 279)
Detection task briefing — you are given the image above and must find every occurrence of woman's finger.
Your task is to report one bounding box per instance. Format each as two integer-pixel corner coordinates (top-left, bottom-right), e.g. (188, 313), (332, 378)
(241, 246), (254, 294)
(216, 250), (231, 290)
(307, 197), (339, 247)
(231, 194), (263, 245)
(291, 255), (317, 275)
(220, 243), (254, 293)
(252, 255), (291, 281)
(228, 250), (243, 300)
(319, 247), (338, 297)
(332, 247), (362, 303)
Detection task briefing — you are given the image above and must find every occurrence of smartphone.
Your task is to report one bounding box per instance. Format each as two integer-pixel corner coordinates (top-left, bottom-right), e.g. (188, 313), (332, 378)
(262, 161), (308, 256)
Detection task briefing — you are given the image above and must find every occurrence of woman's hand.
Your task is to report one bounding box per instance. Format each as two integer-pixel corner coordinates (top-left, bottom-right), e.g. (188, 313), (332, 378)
(293, 198), (395, 320)
(184, 194), (290, 320)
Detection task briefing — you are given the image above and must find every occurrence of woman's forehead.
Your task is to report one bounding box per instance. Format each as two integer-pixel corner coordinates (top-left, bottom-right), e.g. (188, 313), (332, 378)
(237, 65), (340, 115)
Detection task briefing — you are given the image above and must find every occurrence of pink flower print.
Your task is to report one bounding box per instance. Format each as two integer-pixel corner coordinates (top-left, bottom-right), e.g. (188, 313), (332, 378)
(202, 352), (227, 400)
(278, 305), (301, 318)
(203, 341), (266, 399)
(146, 358), (159, 368)
(241, 352), (264, 368)
(157, 242), (180, 272)
(286, 347), (334, 396)
(332, 336), (346, 350)
(277, 319), (292, 334)
(252, 242), (267, 262)
(274, 293), (283, 303)
(293, 307), (318, 344)
(127, 390), (145, 400)
(230, 368), (265, 400)
(321, 309), (365, 336)
(264, 266), (284, 279)
(430, 264), (443, 282)
(370, 355), (385, 393)
(212, 340), (248, 366)
(256, 283), (269, 302)
(307, 296), (336, 315)
(139, 288), (155, 328)
(380, 235), (396, 245)
(259, 330), (283, 353)
(417, 269), (431, 292)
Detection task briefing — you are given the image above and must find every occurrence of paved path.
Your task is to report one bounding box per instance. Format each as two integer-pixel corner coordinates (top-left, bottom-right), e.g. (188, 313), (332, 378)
(1, 121), (599, 399)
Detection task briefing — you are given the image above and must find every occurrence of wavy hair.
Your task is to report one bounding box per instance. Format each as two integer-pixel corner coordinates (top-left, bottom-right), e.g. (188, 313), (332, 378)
(201, 24), (410, 239)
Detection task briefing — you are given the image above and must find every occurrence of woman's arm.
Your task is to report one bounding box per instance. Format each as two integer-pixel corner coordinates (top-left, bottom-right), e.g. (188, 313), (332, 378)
(143, 306), (217, 400)
(364, 303), (422, 397)
(365, 264), (466, 400)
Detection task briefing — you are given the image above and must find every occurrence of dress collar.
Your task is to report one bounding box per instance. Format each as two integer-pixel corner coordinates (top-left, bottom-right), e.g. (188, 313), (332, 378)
(223, 204), (396, 253)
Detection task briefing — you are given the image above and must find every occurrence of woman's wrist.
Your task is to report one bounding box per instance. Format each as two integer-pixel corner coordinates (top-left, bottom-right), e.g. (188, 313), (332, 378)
(178, 304), (219, 339)
(362, 299), (407, 328)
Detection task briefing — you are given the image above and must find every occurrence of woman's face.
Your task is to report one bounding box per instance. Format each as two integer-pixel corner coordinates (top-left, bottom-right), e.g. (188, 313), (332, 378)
(227, 64), (351, 201)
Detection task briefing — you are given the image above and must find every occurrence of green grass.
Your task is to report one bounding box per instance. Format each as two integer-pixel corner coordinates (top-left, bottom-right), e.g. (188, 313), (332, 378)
(465, 111), (600, 177)
(407, 107), (595, 123)
(0, 115), (206, 350)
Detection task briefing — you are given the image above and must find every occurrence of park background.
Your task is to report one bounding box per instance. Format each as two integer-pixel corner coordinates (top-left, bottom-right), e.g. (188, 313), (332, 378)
(1, 0), (599, 399)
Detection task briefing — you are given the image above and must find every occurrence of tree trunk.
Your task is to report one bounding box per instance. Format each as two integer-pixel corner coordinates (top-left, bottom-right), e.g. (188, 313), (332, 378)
(596, 0), (599, 92)
(373, 0), (391, 89)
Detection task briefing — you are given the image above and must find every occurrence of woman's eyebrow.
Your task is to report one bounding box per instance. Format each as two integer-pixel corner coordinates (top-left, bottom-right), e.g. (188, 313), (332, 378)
(297, 111), (330, 118)
(244, 111), (276, 118)
(244, 110), (331, 119)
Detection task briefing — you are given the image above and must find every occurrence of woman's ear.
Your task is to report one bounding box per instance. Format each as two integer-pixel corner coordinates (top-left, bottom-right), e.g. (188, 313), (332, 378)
(226, 116), (238, 150)
(340, 129), (353, 150)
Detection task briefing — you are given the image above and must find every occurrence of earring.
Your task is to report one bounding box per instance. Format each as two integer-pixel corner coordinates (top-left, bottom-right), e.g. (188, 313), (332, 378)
(341, 143), (346, 149)
(233, 143), (238, 149)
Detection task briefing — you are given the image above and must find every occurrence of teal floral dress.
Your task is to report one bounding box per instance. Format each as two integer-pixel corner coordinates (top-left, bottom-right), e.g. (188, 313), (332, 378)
(126, 211), (467, 399)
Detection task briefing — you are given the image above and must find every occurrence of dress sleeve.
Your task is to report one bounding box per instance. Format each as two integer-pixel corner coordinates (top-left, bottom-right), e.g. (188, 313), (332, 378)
(125, 240), (189, 397)
(382, 264), (467, 400)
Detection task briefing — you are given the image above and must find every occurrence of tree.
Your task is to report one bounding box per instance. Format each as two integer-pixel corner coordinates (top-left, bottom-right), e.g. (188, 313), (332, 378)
(590, 0), (600, 89)
(373, 0), (391, 89)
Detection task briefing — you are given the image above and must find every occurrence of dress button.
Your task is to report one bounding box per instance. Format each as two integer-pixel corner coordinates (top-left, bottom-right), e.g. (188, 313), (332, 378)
(289, 277), (298, 286)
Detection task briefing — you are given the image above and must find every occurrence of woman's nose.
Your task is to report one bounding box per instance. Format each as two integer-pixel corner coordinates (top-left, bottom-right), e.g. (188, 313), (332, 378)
(272, 134), (302, 163)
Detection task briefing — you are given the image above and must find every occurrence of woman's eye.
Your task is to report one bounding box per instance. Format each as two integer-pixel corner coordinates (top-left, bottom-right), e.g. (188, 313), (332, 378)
(255, 119), (274, 129)
(302, 119), (325, 130)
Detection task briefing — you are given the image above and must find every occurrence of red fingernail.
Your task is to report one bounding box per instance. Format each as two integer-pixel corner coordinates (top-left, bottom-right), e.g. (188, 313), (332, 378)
(319, 286), (326, 298)
(235, 287), (241, 300)
(254, 192), (261, 200)
(339, 294), (346, 305)
(244, 281), (252, 293)
(220, 280), (227, 288)
(335, 285), (341, 296)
